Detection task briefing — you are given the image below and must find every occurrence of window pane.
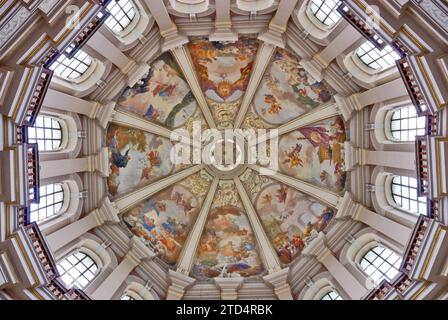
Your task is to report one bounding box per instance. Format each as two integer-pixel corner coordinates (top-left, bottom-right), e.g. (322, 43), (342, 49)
(321, 290), (343, 300)
(49, 49), (92, 80)
(360, 246), (402, 284)
(27, 115), (63, 152)
(390, 106), (426, 142)
(29, 183), (65, 223)
(57, 252), (98, 289)
(104, 0), (137, 33)
(391, 176), (428, 215)
(310, 0), (342, 26)
(356, 41), (400, 70)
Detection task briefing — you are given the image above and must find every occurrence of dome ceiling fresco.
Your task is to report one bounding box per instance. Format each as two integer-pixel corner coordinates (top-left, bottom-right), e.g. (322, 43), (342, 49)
(107, 39), (347, 279)
(116, 52), (207, 131)
(106, 124), (188, 197)
(243, 48), (335, 129)
(241, 169), (335, 265)
(188, 38), (259, 129)
(278, 116), (347, 194)
(121, 170), (213, 266)
(193, 180), (264, 279)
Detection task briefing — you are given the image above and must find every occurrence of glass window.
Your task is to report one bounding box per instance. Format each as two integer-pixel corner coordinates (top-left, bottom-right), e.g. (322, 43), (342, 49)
(105, 0), (136, 33)
(27, 115), (63, 152)
(121, 295), (135, 300)
(321, 290), (343, 300)
(310, 0), (342, 26)
(391, 176), (427, 215)
(360, 246), (402, 284)
(390, 106), (426, 141)
(356, 41), (400, 70)
(57, 252), (99, 289)
(50, 49), (92, 80)
(29, 184), (64, 223)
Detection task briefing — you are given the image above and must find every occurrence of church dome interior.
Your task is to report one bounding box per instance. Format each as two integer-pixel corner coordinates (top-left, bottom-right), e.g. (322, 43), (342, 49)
(0, 0), (447, 301)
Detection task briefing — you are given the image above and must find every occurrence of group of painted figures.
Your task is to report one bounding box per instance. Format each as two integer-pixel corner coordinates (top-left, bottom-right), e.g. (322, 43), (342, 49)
(106, 39), (347, 278)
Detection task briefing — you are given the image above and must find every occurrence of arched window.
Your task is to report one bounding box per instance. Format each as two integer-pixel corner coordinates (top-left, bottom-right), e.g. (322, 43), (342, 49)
(360, 246), (402, 283)
(104, 0), (136, 33)
(310, 0), (342, 26)
(389, 106), (426, 142)
(27, 115), (63, 152)
(121, 295), (135, 300)
(391, 176), (427, 215)
(57, 251), (99, 289)
(321, 290), (343, 300)
(356, 41), (400, 70)
(29, 184), (64, 223)
(50, 50), (93, 80)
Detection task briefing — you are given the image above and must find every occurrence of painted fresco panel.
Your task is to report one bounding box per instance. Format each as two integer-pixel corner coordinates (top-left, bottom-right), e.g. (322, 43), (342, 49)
(106, 124), (174, 197)
(241, 170), (336, 265)
(116, 52), (199, 129)
(192, 181), (264, 279)
(121, 171), (213, 266)
(254, 184), (334, 264)
(188, 38), (259, 128)
(253, 48), (334, 126)
(278, 116), (347, 193)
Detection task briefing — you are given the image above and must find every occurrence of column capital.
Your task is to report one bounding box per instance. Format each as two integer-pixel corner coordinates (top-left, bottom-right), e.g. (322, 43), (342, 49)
(258, 28), (286, 48)
(336, 192), (363, 220)
(214, 277), (245, 300)
(300, 58), (325, 82)
(263, 268), (293, 300)
(161, 27), (189, 52)
(166, 269), (196, 300)
(87, 147), (109, 177)
(125, 236), (156, 266)
(344, 142), (365, 171)
(302, 232), (332, 263)
(334, 94), (362, 121)
(92, 101), (116, 129)
(92, 197), (120, 225)
(125, 62), (150, 88)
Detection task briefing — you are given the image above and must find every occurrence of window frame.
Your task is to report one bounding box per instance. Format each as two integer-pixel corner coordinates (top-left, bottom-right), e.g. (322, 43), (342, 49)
(390, 176), (427, 216)
(27, 115), (66, 152)
(320, 290), (343, 300)
(49, 49), (94, 82)
(359, 245), (402, 284)
(355, 40), (401, 72)
(309, 0), (342, 28)
(29, 183), (66, 223)
(57, 250), (100, 290)
(104, 0), (138, 35)
(386, 106), (426, 142)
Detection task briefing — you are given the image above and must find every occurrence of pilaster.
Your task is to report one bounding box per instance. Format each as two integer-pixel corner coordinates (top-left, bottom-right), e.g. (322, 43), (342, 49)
(114, 165), (204, 213)
(263, 268), (293, 300)
(91, 101), (116, 129)
(234, 177), (282, 274)
(303, 232), (368, 299)
(176, 178), (219, 275)
(88, 147), (110, 177)
(214, 277), (245, 300)
(170, 45), (216, 128)
(209, 0), (237, 42)
(165, 269), (196, 300)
